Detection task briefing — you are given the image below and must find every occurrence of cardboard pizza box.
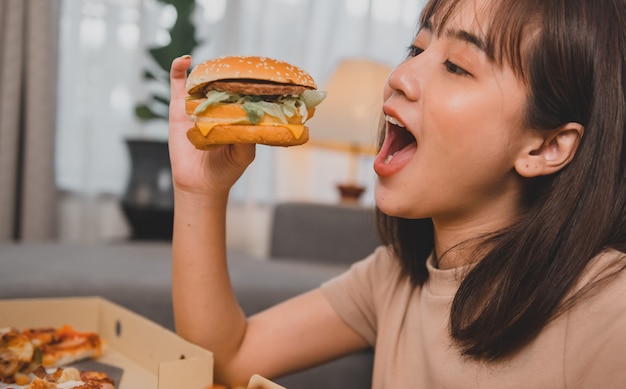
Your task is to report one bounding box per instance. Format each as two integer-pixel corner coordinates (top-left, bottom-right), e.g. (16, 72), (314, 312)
(0, 296), (213, 389)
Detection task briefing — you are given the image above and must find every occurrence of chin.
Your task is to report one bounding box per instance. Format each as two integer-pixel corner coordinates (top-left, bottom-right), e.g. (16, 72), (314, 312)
(375, 187), (407, 218)
(375, 185), (429, 220)
(377, 204), (413, 219)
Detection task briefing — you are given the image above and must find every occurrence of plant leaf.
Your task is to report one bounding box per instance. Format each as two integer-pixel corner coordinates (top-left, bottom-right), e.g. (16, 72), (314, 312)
(143, 70), (157, 80)
(135, 104), (167, 121)
(153, 94), (170, 106)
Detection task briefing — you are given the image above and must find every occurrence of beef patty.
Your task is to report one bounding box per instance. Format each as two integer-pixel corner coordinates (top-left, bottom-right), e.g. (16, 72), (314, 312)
(206, 80), (309, 96)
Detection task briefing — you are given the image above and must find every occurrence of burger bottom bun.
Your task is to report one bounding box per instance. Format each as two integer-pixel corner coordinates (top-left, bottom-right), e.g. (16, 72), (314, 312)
(186, 124), (309, 149)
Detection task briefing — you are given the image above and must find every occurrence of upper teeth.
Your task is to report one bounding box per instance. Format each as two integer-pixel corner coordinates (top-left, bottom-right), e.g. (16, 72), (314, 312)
(386, 115), (405, 128)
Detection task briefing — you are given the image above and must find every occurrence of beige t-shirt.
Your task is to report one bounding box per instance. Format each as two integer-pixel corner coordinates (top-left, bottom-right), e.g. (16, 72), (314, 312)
(321, 246), (626, 388)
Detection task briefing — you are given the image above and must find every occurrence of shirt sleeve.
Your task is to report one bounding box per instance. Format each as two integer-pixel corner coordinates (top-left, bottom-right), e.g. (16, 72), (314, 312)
(320, 245), (400, 346)
(564, 250), (626, 387)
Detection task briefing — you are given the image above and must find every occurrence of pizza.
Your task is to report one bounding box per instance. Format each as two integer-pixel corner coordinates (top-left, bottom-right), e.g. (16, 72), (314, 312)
(5, 365), (115, 389)
(0, 325), (113, 389)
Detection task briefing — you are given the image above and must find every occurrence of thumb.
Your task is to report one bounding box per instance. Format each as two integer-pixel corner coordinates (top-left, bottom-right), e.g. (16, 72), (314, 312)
(169, 55), (193, 122)
(170, 55), (191, 98)
(232, 144), (256, 168)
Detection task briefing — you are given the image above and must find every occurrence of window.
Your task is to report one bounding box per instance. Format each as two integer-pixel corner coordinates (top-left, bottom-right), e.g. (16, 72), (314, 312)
(56, 0), (424, 204)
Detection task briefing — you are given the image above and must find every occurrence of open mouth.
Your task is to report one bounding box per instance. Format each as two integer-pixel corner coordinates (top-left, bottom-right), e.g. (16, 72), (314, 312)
(384, 115), (416, 163)
(374, 115), (417, 176)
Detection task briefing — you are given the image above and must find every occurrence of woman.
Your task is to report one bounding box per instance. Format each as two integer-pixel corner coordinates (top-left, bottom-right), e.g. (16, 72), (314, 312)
(168, 0), (626, 387)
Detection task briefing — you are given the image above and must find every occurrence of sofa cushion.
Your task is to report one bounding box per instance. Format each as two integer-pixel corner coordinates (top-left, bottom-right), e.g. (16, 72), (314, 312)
(269, 202), (381, 265)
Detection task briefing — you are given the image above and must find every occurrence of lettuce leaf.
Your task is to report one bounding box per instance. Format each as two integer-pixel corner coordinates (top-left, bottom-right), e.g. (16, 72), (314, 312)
(243, 101), (288, 124)
(301, 90), (327, 109)
(280, 97), (299, 118)
(193, 90), (230, 114)
(242, 102), (266, 124)
(192, 88), (327, 124)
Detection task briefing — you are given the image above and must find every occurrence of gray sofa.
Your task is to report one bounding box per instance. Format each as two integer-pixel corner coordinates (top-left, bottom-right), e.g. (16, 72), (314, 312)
(0, 202), (380, 388)
(270, 201), (381, 264)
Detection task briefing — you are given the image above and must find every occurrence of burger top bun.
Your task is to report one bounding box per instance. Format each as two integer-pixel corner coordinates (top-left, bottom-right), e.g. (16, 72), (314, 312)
(186, 56), (318, 95)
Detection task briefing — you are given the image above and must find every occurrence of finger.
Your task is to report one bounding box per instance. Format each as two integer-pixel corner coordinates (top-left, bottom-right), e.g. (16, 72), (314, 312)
(199, 144), (223, 151)
(169, 55), (193, 124)
(170, 55), (192, 101)
(232, 144), (256, 167)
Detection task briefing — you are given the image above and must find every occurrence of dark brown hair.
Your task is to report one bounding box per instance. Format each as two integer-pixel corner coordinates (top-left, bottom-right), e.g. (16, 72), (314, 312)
(377, 0), (626, 360)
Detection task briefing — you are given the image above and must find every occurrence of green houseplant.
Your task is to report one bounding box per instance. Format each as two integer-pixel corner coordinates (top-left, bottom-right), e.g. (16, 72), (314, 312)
(124, 0), (201, 240)
(135, 0), (199, 120)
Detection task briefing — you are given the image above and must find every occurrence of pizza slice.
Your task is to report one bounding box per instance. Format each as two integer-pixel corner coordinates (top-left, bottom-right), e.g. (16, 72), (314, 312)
(25, 366), (115, 389)
(1, 325), (110, 389)
(0, 328), (34, 379)
(21, 325), (105, 368)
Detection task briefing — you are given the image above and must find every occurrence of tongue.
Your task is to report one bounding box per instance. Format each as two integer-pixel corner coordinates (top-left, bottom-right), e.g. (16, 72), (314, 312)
(387, 141), (416, 165)
(374, 141), (416, 177)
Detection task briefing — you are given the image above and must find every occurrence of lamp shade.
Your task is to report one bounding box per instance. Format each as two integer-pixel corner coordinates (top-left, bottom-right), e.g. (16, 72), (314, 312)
(307, 58), (391, 154)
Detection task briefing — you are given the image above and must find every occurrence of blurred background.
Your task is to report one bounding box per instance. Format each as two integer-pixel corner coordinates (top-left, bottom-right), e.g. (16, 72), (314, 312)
(0, 0), (426, 256)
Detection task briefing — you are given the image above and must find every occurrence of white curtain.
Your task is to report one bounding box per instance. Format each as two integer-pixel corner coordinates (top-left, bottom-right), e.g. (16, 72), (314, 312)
(0, 0), (60, 240)
(55, 0), (425, 223)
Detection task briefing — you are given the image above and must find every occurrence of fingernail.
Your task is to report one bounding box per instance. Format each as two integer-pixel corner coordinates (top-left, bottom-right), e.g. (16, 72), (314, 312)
(180, 54), (191, 60)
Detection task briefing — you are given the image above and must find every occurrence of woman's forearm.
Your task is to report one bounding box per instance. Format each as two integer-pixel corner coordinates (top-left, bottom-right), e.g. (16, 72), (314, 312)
(171, 190), (246, 362)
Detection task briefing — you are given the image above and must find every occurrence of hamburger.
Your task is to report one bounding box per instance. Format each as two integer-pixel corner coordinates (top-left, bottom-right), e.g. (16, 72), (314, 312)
(185, 56), (326, 149)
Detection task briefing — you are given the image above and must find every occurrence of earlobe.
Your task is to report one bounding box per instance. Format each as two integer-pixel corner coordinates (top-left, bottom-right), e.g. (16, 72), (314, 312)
(515, 122), (584, 178)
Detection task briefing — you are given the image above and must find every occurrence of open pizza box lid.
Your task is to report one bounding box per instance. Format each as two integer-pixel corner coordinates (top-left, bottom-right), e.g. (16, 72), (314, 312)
(0, 296), (213, 389)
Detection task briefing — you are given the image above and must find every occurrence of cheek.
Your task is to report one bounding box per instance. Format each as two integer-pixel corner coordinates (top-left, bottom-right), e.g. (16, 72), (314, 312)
(434, 89), (517, 145)
(428, 95), (519, 174)
(426, 95), (486, 153)
(440, 93), (488, 127)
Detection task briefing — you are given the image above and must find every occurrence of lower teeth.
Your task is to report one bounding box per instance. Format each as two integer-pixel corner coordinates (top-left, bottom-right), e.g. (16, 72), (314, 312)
(384, 151), (399, 164)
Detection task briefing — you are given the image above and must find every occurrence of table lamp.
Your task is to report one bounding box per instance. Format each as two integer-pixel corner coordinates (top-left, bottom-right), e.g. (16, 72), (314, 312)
(307, 58), (391, 203)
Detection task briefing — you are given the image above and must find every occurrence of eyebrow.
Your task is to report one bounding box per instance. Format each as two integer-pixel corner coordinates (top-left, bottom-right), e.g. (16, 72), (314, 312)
(447, 29), (486, 52)
(421, 19), (487, 53)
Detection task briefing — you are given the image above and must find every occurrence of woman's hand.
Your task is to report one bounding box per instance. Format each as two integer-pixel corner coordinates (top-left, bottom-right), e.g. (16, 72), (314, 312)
(168, 55), (256, 197)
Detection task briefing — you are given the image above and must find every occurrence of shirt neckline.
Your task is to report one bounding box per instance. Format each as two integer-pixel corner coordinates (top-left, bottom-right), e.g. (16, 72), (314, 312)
(425, 254), (474, 297)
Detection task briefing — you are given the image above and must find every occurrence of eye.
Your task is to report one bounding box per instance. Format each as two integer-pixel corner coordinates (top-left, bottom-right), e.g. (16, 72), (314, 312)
(406, 45), (424, 58)
(444, 60), (470, 76)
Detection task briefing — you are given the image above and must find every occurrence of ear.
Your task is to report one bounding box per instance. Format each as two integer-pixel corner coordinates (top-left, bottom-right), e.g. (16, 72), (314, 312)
(514, 122), (584, 178)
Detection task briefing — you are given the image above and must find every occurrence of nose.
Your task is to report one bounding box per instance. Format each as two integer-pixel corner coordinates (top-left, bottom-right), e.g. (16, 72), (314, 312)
(386, 57), (422, 102)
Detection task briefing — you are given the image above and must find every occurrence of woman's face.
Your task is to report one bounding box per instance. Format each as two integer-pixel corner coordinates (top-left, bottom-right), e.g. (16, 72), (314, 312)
(375, 0), (532, 230)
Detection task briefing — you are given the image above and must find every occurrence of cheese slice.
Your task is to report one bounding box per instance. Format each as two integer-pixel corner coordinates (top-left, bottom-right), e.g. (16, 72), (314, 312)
(195, 120), (305, 139)
(195, 122), (220, 136)
(262, 122), (305, 139)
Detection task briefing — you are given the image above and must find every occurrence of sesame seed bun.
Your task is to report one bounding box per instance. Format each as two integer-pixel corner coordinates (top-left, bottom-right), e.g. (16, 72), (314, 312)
(186, 55), (317, 95)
